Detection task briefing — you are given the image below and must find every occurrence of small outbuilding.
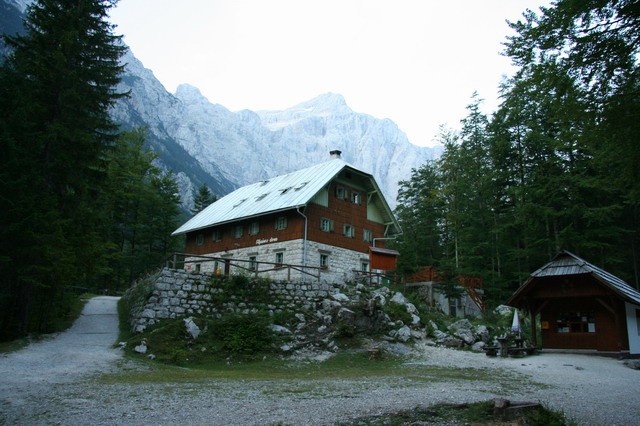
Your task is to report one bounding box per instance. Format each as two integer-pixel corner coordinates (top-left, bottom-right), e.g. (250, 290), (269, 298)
(507, 251), (640, 355)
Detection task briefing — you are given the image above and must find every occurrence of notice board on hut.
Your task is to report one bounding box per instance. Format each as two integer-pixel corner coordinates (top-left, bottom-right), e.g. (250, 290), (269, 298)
(369, 247), (399, 271)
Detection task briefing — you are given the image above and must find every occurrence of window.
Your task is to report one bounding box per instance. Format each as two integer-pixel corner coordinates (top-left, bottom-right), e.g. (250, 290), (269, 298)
(342, 224), (355, 238)
(351, 191), (361, 205)
(234, 225), (243, 238)
(232, 198), (247, 208)
(320, 254), (329, 269)
(212, 229), (223, 242)
(275, 216), (287, 230)
(295, 181), (308, 191)
(249, 256), (257, 271)
(320, 218), (334, 232)
(335, 186), (347, 200)
(556, 312), (595, 333)
(275, 252), (284, 266)
(196, 234), (204, 245)
(363, 229), (373, 243)
(361, 262), (369, 272)
(249, 221), (260, 235)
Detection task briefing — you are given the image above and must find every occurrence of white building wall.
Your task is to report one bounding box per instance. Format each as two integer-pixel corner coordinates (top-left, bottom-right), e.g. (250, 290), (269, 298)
(625, 302), (640, 355)
(186, 239), (369, 284)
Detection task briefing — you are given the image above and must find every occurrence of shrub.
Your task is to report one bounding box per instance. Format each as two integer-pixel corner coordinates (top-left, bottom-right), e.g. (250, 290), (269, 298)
(209, 311), (276, 356)
(383, 301), (413, 325)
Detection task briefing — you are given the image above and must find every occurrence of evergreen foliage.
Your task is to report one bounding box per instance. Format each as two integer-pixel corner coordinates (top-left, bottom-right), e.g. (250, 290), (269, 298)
(191, 183), (217, 215)
(0, 1), (182, 340)
(393, 0), (640, 304)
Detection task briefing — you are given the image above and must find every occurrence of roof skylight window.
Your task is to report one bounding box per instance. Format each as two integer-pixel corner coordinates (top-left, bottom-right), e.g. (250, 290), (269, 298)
(232, 198), (247, 208)
(295, 181), (309, 191)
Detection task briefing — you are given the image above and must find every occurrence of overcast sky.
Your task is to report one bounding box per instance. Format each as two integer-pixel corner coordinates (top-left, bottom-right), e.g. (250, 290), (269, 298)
(109, 1), (549, 147)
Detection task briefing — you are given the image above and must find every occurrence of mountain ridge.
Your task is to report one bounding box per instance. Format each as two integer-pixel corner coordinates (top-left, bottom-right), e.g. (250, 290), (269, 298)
(1, 1), (441, 211)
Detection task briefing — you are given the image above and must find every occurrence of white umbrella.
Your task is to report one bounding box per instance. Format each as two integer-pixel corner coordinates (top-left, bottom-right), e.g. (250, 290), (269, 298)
(511, 309), (521, 334)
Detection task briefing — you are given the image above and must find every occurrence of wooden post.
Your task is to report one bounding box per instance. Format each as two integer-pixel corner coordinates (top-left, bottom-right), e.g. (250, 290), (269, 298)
(529, 308), (537, 348)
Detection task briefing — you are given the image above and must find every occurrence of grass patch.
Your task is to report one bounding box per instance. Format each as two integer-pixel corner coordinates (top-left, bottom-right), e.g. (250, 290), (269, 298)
(344, 400), (572, 425)
(96, 350), (540, 395)
(120, 311), (280, 366)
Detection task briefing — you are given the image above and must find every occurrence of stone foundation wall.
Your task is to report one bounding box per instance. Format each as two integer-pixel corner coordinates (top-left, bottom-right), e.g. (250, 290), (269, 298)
(185, 238), (370, 283)
(125, 267), (342, 333)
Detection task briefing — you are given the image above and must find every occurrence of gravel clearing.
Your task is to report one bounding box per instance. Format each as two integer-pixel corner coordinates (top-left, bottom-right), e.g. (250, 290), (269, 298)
(1, 296), (638, 425)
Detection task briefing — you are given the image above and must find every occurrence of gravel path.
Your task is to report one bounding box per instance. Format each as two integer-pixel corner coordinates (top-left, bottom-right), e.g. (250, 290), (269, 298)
(1, 296), (638, 425)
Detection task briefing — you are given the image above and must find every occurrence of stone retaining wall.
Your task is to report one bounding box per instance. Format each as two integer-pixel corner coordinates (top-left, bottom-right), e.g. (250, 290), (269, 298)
(125, 268), (342, 333)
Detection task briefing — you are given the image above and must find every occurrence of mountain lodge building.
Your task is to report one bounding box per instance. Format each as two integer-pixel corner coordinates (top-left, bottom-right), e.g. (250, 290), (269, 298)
(172, 151), (401, 283)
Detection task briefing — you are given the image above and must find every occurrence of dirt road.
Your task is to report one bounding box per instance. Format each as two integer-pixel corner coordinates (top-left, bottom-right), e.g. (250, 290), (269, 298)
(1, 296), (638, 425)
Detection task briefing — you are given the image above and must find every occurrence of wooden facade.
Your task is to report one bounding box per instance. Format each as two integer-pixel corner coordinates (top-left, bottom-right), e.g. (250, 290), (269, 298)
(508, 252), (640, 353)
(184, 180), (389, 257)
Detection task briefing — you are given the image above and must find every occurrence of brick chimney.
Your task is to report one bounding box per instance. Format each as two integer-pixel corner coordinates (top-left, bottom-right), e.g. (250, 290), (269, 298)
(329, 150), (342, 159)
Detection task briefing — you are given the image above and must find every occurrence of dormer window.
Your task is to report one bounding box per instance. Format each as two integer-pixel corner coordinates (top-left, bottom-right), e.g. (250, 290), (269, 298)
(351, 191), (361, 205)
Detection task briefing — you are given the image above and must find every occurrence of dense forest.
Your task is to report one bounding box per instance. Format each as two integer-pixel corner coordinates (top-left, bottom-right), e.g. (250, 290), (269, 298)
(393, 0), (640, 306)
(0, 0), (183, 340)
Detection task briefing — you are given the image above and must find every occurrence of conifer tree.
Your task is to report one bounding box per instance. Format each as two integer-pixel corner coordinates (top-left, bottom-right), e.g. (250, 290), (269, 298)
(0, 0), (125, 338)
(192, 183), (217, 215)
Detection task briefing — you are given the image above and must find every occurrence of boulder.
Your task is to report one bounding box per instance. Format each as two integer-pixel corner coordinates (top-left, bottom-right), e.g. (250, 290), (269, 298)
(475, 325), (490, 343)
(453, 327), (475, 345)
(372, 292), (387, 306)
(448, 318), (474, 333)
(411, 314), (421, 326)
(270, 324), (292, 334)
(390, 292), (408, 306)
(471, 341), (487, 352)
(183, 317), (201, 340)
(494, 305), (513, 316)
(332, 292), (350, 303)
(395, 325), (412, 342)
(337, 307), (356, 322)
(405, 302), (418, 315)
(134, 340), (147, 354)
(322, 299), (342, 314)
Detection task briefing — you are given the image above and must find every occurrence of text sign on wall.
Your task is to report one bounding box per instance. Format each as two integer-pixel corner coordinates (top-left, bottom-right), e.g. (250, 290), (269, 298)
(256, 237), (278, 245)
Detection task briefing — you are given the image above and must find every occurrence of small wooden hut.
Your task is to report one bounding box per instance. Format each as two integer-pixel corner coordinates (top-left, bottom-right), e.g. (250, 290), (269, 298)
(507, 251), (640, 354)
